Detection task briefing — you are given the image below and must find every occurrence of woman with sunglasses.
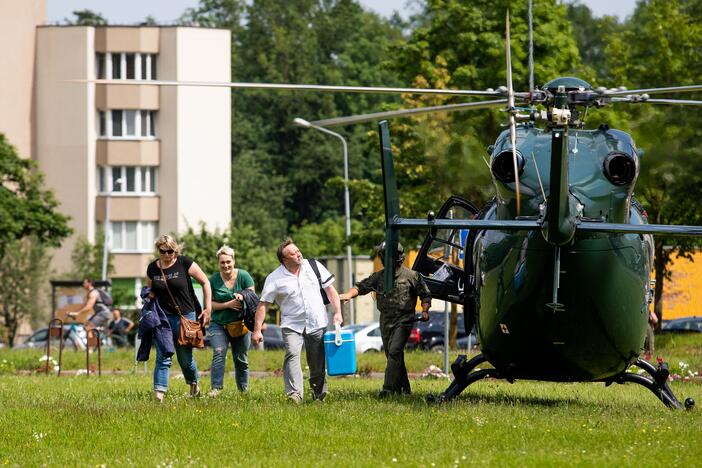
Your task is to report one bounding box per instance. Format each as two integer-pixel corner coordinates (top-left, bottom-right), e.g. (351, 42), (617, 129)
(146, 234), (212, 402)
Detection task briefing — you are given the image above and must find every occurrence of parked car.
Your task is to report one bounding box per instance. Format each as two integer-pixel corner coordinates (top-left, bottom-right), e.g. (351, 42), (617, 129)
(13, 324), (90, 350)
(343, 322), (383, 353)
(407, 311), (478, 352)
(661, 316), (702, 333)
(262, 324), (286, 350)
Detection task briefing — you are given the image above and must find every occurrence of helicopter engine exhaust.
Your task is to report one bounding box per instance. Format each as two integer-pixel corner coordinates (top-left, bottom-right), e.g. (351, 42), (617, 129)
(491, 150), (525, 183)
(603, 152), (637, 186)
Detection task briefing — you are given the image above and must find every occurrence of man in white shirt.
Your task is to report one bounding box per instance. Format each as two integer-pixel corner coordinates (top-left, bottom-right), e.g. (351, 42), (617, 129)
(252, 238), (342, 403)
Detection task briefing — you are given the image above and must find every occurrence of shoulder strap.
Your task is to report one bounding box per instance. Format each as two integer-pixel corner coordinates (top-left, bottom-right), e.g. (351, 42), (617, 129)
(159, 264), (182, 315)
(309, 259), (323, 288)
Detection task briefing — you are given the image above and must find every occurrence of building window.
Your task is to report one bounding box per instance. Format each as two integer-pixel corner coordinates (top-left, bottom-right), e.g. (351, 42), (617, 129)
(111, 54), (121, 79)
(126, 53), (135, 79)
(97, 110), (157, 139)
(98, 166), (158, 195)
(96, 53), (106, 79)
(109, 221), (158, 253)
(96, 53), (158, 80)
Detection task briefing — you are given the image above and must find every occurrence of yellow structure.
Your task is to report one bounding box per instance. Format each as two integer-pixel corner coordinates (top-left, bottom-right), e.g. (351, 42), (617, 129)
(662, 250), (702, 319)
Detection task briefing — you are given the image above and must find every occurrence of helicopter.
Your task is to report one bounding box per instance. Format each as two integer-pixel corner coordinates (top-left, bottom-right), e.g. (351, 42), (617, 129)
(86, 3), (702, 409)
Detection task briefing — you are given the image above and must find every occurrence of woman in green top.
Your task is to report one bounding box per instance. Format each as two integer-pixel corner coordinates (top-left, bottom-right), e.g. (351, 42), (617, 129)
(208, 245), (255, 395)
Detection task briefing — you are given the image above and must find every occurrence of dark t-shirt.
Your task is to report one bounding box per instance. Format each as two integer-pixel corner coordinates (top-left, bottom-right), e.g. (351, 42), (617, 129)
(146, 256), (197, 315)
(109, 317), (134, 335)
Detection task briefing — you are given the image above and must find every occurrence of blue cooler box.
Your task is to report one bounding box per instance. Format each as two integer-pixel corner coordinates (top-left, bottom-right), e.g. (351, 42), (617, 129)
(324, 326), (357, 376)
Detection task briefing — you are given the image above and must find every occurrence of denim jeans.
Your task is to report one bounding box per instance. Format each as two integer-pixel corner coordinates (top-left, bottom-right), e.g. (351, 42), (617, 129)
(154, 312), (199, 393)
(208, 321), (250, 391)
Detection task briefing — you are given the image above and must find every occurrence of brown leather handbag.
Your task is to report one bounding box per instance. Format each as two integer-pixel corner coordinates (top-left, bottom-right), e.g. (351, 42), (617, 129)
(160, 264), (205, 348)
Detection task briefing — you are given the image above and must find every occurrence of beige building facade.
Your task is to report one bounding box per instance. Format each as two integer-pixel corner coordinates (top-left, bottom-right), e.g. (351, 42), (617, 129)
(34, 25), (231, 290)
(0, 0), (45, 158)
(0, 0), (231, 302)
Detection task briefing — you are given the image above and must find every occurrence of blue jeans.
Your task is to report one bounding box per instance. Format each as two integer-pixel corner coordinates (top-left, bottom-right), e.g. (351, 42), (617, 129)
(209, 321), (250, 391)
(154, 312), (199, 393)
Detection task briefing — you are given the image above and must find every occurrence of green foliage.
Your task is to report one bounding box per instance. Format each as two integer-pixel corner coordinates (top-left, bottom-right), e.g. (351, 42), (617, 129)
(0, 237), (51, 347)
(178, 222), (279, 288)
(66, 9), (107, 26)
(593, 0), (702, 319)
(0, 134), (72, 259)
(290, 216), (367, 257)
(67, 230), (112, 281)
(182, 0), (404, 246)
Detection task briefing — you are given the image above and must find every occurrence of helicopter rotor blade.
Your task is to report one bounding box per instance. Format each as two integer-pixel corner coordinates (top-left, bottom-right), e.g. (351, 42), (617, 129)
(612, 97), (702, 106)
(528, 0), (534, 93)
(604, 84), (702, 96)
(309, 99), (508, 127)
(70, 79), (505, 98)
(505, 10), (521, 216)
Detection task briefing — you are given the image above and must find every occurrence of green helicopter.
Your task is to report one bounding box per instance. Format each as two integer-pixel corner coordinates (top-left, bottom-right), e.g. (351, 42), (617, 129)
(304, 9), (702, 409)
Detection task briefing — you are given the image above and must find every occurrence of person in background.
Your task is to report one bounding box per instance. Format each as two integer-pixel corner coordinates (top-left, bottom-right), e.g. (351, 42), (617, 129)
(251, 238), (342, 404)
(107, 309), (134, 347)
(208, 245), (255, 396)
(67, 278), (112, 330)
(146, 234), (212, 402)
(339, 241), (431, 398)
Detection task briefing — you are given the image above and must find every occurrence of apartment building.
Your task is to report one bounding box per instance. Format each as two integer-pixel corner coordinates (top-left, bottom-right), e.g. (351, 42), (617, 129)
(33, 25), (231, 298)
(0, 1), (231, 302)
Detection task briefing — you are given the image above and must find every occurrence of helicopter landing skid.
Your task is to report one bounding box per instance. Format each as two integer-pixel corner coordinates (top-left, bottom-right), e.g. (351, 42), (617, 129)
(427, 354), (500, 403)
(606, 358), (694, 410)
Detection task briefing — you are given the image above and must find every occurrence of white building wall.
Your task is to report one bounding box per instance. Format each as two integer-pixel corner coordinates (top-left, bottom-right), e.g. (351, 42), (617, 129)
(159, 27), (231, 235)
(35, 26), (96, 272)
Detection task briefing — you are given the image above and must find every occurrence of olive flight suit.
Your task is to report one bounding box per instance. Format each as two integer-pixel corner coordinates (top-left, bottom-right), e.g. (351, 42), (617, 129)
(355, 266), (431, 394)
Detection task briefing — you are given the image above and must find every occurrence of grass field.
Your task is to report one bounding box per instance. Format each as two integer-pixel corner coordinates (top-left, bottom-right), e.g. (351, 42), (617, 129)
(0, 334), (700, 466)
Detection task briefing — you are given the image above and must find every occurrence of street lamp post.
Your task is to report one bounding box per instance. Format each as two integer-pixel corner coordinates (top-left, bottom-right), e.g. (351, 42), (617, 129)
(293, 117), (355, 324)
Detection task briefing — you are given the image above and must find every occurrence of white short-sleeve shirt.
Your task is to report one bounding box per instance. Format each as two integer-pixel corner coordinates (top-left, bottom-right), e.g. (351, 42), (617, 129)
(260, 259), (334, 333)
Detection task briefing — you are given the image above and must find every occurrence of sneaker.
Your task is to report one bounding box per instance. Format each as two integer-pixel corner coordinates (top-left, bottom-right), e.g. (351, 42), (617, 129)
(288, 393), (303, 405)
(154, 390), (165, 403)
(207, 388), (221, 398)
(313, 392), (327, 402)
(189, 383), (201, 398)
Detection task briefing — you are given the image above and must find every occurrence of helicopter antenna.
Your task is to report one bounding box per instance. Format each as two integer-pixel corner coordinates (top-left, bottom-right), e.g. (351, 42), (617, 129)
(506, 10), (522, 216)
(530, 151), (547, 202)
(528, 0), (534, 93)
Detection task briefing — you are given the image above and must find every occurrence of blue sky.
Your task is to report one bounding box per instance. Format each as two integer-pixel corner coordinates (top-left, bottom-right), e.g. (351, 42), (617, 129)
(47, 0), (639, 25)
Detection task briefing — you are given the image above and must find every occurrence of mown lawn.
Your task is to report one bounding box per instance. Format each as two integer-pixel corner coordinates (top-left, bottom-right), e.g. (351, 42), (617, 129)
(0, 334), (700, 466)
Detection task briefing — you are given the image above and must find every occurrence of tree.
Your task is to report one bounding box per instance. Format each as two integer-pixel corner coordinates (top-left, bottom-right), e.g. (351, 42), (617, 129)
(178, 222), (280, 288)
(344, 0), (583, 251)
(66, 9), (107, 26)
(67, 231), (113, 281)
(0, 134), (71, 260)
(181, 0), (404, 247)
(598, 0), (702, 323)
(0, 134), (71, 343)
(0, 237), (51, 347)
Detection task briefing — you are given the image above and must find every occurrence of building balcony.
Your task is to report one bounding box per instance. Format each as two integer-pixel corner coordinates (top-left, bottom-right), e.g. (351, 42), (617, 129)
(96, 139), (160, 166)
(112, 253), (154, 278)
(94, 27), (159, 54)
(96, 84), (159, 110)
(95, 196), (159, 221)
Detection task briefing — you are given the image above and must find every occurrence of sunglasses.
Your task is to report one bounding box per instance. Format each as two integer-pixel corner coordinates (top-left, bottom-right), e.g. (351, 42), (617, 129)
(159, 249), (175, 255)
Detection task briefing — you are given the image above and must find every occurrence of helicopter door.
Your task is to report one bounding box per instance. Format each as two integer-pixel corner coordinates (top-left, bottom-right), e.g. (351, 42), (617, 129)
(412, 196), (479, 304)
